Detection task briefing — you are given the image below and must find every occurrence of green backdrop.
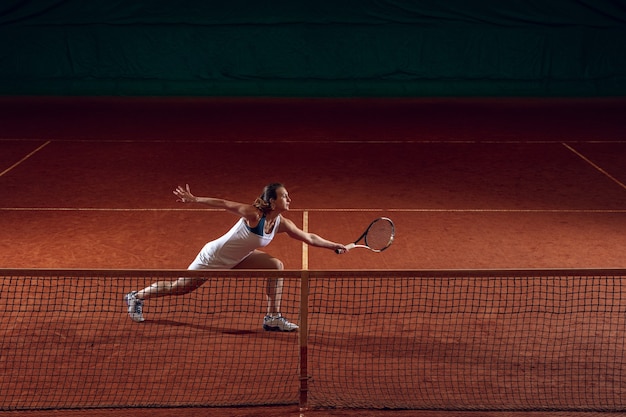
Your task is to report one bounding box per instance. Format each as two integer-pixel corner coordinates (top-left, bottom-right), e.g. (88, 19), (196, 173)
(1, 0), (625, 96)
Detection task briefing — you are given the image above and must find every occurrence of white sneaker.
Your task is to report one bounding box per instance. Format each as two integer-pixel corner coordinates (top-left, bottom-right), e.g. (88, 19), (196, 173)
(125, 291), (145, 322)
(263, 315), (299, 332)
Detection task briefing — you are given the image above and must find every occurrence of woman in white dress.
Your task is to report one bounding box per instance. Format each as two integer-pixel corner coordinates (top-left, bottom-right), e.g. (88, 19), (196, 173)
(125, 183), (347, 331)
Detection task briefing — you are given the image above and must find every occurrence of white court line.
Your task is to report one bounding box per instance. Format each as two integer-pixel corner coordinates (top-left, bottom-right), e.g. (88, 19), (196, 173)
(302, 211), (309, 270)
(0, 141), (50, 177)
(303, 208), (626, 213)
(1, 207), (626, 213)
(2, 138), (626, 144)
(563, 143), (626, 191)
(0, 207), (216, 212)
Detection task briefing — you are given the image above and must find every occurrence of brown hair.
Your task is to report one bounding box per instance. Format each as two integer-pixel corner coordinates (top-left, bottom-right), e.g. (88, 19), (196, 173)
(253, 182), (284, 214)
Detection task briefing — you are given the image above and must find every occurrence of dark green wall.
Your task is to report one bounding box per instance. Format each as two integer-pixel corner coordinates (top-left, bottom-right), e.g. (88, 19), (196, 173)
(1, 1), (625, 96)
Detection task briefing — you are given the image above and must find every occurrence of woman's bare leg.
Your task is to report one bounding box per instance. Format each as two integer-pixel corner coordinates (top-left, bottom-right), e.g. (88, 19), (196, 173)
(234, 250), (283, 316)
(126, 263), (208, 322)
(135, 277), (208, 300)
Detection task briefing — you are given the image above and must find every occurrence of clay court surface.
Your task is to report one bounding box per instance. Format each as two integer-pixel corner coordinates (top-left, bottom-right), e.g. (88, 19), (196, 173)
(1, 97), (625, 416)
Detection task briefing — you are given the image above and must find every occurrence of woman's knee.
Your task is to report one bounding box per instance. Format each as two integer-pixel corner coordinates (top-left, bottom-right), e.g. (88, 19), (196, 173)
(259, 256), (284, 270)
(269, 257), (284, 270)
(235, 251), (283, 269)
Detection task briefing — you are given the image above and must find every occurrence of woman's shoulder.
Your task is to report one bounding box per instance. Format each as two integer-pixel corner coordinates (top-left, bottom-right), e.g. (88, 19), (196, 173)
(276, 214), (296, 231)
(243, 206), (265, 226)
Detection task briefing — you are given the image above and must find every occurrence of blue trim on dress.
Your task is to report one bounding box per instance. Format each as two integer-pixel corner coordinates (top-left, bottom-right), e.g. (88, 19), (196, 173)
(246, 216), (266, 236)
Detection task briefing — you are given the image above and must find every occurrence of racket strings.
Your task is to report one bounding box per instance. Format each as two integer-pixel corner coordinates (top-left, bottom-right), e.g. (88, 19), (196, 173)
(365, 219), (394, 251)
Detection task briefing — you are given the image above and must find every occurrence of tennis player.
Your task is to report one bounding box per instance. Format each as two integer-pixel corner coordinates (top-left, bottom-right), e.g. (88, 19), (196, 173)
(125, 183), (347, 331)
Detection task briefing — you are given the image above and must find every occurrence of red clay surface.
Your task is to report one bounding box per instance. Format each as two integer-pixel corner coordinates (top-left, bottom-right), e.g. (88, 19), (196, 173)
(1, 97), (625, 417)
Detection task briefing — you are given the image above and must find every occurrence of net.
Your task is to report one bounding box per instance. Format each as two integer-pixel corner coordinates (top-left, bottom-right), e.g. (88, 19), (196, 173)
(1, 268), (626, 412)
(0, 269), (301, 410)
(308, 270), (626, 411)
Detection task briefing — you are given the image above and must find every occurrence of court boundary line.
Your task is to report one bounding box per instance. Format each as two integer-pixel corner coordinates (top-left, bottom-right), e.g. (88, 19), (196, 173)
(562, 143), (626, 191)
(2, 207), (626, 213)
(2, 138), (626, 144)
(302, 211), (309, 270)
(0, 141), (50, 177)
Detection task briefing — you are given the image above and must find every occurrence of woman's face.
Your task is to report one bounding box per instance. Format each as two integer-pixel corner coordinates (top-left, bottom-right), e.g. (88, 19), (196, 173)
(272, 187), (291, 212)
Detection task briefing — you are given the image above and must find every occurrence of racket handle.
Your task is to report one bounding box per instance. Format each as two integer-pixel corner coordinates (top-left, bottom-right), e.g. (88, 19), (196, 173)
(335, 243), (356, 254)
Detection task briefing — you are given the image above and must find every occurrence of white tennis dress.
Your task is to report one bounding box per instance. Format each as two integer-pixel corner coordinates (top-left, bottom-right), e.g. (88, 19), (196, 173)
(187, 215), (280, 270)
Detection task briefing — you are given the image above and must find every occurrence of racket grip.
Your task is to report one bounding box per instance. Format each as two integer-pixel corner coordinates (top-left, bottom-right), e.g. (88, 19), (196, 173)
(335, 243), (356, 254)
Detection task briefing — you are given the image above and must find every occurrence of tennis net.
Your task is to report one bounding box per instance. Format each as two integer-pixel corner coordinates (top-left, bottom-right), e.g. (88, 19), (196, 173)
(1, 268), (625, 412)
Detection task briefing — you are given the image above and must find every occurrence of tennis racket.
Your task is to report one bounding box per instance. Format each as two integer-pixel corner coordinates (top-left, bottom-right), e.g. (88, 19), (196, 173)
(336, 217), (395, 253)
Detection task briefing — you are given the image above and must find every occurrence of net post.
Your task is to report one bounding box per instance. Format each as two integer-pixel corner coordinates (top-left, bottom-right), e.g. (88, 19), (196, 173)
(299, 269), (309, 413)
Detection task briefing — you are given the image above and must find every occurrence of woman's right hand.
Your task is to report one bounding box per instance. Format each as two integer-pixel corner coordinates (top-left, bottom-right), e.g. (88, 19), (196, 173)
(173, 184), (196, 203)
